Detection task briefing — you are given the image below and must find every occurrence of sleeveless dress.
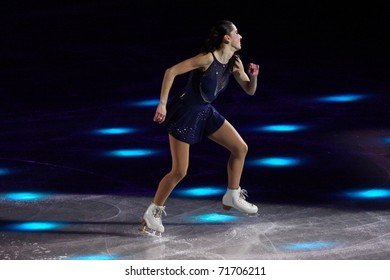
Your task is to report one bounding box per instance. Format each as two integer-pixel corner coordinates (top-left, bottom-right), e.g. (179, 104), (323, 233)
(162, 52), (232, 144)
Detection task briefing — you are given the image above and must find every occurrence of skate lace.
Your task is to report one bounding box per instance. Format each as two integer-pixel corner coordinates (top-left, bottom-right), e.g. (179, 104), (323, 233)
(153, 206), (167, 219)
(239, 189), (253, 205)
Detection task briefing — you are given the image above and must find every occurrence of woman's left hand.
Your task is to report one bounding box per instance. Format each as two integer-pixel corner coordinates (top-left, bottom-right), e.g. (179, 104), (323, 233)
(247, 63), (259, 77)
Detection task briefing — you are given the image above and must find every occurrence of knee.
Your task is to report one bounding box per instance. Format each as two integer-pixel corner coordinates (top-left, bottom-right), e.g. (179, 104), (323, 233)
(233, 142), (248, 157)
(171, 167), (187, 181)
(241, 142), (249, 156)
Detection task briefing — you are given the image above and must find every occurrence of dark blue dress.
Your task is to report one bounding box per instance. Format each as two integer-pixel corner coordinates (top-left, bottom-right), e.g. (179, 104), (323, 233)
(162, 52), (231, 144)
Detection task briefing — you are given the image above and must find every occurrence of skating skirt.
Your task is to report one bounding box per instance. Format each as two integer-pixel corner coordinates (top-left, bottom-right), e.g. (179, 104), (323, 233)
(162, 94), (225, 144)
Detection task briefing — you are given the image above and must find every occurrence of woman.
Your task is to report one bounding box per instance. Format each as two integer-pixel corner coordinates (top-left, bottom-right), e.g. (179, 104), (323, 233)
(139, 20), (260, 236)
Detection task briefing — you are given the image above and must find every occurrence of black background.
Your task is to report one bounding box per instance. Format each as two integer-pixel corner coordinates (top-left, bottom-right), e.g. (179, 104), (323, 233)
(1, 0), (388, 110)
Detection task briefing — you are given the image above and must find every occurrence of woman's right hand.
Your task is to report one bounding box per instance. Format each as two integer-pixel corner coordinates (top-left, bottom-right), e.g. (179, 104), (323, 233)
(153, 103), (167, 124)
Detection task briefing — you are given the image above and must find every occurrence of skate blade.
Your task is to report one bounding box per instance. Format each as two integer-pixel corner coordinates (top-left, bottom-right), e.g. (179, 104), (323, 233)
(138, 220), (162, 237)
(246, 212), (260, 217)
(221, 207), (259, 217)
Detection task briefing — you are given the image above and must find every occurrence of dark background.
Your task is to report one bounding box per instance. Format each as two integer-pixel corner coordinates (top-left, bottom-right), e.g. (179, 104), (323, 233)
(1, 0), (389, 206)
(1, 0), (388, 110)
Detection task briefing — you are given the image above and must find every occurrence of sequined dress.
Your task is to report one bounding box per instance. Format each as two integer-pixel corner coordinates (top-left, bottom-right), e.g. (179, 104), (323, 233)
(162, 52), (231, 144)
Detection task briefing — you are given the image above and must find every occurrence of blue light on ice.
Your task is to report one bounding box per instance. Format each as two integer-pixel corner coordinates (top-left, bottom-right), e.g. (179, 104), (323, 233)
(281, 241), (338, 251)
(382, 137), (390, 144)
(345, 188), (390, 199)
(93, 127), (136, 135)
(256, 124), (307, 132)
(6, 222), (65, 231)
(249, 157), (301, 167)
(131, 99), (160, 107)
(106, 149), (157, 157)
(317, 94), (365, 103)
(3, 192), (48, 201)
(175, 186), (225, 197)
(191, 213), (238, 223)
(0, 168), (11, 176)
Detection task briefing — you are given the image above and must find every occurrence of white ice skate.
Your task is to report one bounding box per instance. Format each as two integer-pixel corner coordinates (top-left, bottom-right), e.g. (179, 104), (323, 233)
(139, 202), (167, 237)
(222, 187), (258, 215)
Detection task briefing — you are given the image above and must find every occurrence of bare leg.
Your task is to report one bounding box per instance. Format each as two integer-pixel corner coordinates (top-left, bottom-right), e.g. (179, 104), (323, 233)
(208, 120), (248, 189)
(209, 120), (257, 214)
(153, 134), (190, 206)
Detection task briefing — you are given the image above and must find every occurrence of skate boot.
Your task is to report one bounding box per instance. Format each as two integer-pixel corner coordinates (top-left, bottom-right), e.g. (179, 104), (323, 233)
(222, 187), (258, 215)
(139, 202), (167, 237)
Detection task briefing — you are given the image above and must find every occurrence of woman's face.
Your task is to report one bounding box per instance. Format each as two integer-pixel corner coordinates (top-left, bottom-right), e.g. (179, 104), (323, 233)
(228, 24), (242, 50)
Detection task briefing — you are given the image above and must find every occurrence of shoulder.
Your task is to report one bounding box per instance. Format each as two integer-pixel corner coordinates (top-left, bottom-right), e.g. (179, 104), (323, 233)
(168, 52), (214, 75)
(194, 52), (214, 64)
(193, 52), (214, 71)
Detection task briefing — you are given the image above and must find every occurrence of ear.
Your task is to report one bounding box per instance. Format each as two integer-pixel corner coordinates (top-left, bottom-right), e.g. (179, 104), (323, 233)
(223, 34), (230, 43)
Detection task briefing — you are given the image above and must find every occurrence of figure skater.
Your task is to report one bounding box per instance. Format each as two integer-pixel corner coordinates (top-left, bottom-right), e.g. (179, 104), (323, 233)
(139, 20), (260, 236)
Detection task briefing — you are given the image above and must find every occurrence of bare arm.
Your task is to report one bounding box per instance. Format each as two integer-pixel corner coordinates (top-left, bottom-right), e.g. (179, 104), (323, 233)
(153, 53), (213, 123)
(232, 56), (260, 96)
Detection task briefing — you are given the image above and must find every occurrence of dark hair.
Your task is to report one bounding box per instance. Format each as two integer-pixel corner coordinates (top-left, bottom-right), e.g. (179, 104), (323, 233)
(200, 20), (235, 53)
(200, 20), (240, 72)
